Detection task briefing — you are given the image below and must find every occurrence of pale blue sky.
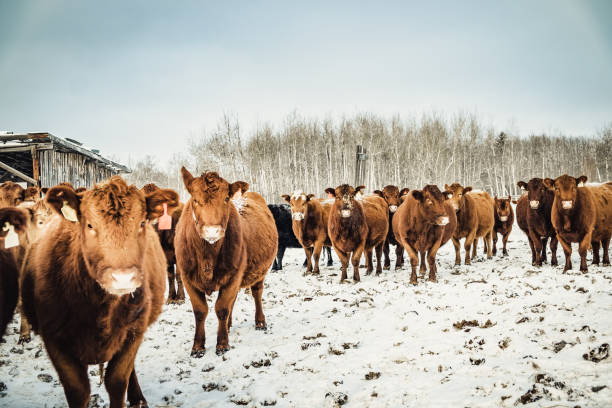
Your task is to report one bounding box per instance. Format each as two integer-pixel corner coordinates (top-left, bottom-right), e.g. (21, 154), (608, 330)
(1, 0), (611, 167)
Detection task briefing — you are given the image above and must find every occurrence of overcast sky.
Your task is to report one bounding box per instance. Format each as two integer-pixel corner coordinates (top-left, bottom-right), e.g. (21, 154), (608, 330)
(1, 0), (611, 167)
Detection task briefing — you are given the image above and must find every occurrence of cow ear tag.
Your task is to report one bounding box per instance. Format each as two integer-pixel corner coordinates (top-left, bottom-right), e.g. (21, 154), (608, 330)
(61, 200), (79, 223)
(3, 222), (19, 249)
(158, 203), (172, 230)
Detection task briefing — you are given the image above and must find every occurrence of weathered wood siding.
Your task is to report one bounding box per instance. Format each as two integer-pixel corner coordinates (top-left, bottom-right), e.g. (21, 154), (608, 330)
(38, 150), (117, 188)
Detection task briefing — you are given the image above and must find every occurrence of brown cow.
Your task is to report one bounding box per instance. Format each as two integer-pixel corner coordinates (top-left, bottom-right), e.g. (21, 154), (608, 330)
(543, 176), (612, 272)
(0, 181), (26, 207)
(0, 208), (28, 341)
(515, 178), (559, 266)
(373, 185), (409, 270)
(325, 185), (389, 282)
(20, 176), (178, 407)
(492, 195), (514, 256)
(175, 168), (277, 357)
(392, 185), (456, 284)
(141, 183), (186, 304)
(444, 183), (495, 265)
(281, 191), (330, 274)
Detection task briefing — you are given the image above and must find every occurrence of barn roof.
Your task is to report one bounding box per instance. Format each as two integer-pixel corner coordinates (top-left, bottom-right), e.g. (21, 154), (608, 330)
(0, 132), (130, 173)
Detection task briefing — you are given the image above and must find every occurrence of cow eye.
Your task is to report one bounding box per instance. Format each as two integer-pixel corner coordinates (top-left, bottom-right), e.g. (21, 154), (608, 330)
(140, 221), (145, 228)
(87, 223), (93, 229)
(225, 196), (230, 203)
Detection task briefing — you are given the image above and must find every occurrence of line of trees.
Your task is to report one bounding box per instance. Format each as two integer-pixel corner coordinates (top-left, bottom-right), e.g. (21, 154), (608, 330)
(126, 112), (612, 203)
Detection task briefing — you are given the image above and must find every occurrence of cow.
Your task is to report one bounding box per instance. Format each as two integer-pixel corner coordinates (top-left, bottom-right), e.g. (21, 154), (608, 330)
(444, 183), (495, 265)
(268, 203), (333, 271)
(20, 176), (179, 407)
(0, 181), (26, 208)
(492, 195), (514, 256)
(392, 185), (456, 284)
(543, 176), (612, 272)
(175, 168), (277, 357)
(373, 185), (409, 270)
(0, 208), (28, 341)
(141, 183), (186, 304)
(325, 185), (388, 282)
(281, 191), (332, 275)
(515, 178), (559, 266)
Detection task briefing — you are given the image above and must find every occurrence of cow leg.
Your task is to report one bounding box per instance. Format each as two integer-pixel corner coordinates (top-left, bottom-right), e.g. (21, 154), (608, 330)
(325, 246), (333, 266)
(336, 249), (349, 282)
(375, 243), (384, 275)
(395, 245), (404, 270)
(383, 239), (391, 270)
(602, 236), (611, 266)
(471, 237), (478, 260)
(364, 247), (374, 275)
(127, 367), (147, 408)
(592, 241), (601, 265)
(502, 231), (510, 256)
(250, 280), (267, 330)
(485, 230), (493, 259)
(184, 281), (208, 357)
(175, 266), (185, 302)
(529, 230), (543, 267)
(578, 232), (592, 272)
(312, 241), (323, 275)
(45, 342), (90, 408)
(18, 303), (31, 344)
(464, 231), (477, 265)
(227, 292), (238, 332)
(304, 247), (313, 273)
(452, 237), (462, 265)
(351, 246), (364, 282)
(166, 263), (177, 304)
(403, 242), (419, 285)
(550, 236), (559, 266)
(492, 231), (498, 256)
(427, 240), (443, 282)
(540, 237), (549, 264)
(557, 235), (573, 272)
(105, 337), (143, 408)
(276, 245), (286, 270)
(526, 235), (536, 265)
(215, 284), (240, 355)
(419, 250), (427, 277)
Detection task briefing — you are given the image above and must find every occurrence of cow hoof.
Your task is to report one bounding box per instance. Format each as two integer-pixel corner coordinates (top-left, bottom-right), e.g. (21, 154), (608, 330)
(18, 335), (31, 345)
(375, 271), (382, 276)
(191, 349), (206, 358)
(129, 400), (148, 408)
(409, 279), (417, 285)
(604, 262), (611, 267)
(428, 277), (437, 283)
(383, 265), (390, 270)
(255, 322), (267, 331)
(216, 346), (230, 356)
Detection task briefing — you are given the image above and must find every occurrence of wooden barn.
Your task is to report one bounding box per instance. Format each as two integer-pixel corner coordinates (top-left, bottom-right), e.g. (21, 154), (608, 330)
(0, 132), (130, 188)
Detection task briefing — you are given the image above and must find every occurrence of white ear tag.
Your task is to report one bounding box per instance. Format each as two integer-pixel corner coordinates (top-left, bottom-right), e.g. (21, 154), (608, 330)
(61, 200), (79, 222)
(3, 222), (19, 249)
(578, 182), (584, 187)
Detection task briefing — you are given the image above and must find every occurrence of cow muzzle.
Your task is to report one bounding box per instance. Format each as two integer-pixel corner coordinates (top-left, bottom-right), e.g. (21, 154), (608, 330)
(104, 268), (140, 296)
(529, 200), (539, 209)
(436, 216), (449, 226)
(341, 209), (351, 218)
(499, 216), (508, 222)
(389, 205), (398, 213)
(562, 200), (573, 210)
(292, 212), (304, 221)
(201, 225), (225, 244)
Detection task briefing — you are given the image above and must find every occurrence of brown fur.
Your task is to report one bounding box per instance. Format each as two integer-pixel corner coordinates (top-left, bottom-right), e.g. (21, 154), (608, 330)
(444, 183), (495, 265)
(281, 192), (329, 274)
(392, 185), (456, 284)
(373, 185), (408, 270)
(544, 176), (612, 271)
(492, 195), (514, 257)
(0, 181), (26, 208)
(326, 185), (389, 282)
(20, 176), (178, 407)
(174, 168), (277, 357)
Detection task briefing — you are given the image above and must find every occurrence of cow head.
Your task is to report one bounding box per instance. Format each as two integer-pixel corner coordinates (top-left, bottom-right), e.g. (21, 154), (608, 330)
(373, 185), (408, 213)
(517, 178), (554, 210)
(444, 183), (472, 212)
(543, 175), (587, 211)
(281, 191), (315, 221)
(494, 195), (512, 222)
(141, 183), (159, 194)
(0, 207), (29, 249)
(0, 182), (26, 208)
(46, 176), (179, 296)
(326, 184), (364, 218)
(181, 167), (246, 245)
(411, 185), (451, 226)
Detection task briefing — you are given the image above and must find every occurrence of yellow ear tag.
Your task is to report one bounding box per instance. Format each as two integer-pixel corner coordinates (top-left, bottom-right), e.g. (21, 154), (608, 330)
(3, 222), (19, 249)
(158, 203), (172, 230)
(61, 200), (79, 223)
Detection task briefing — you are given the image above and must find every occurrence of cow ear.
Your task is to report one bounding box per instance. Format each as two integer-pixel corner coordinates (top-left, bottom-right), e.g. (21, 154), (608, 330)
(306, 194), (315, 201)
(576, 175), (587, 186)
(508, 195), (511, 201)
(517, 181), (527, 190)
(542, 178), (554, 190)
(281, 194), (291, 203)
(146, 188), (180, 220)
(373, 190), (384, 198)
(355, 185), (366, 194)
(399, 188), (410, 196)
(0, 207), (29, 234)
(494, 195), (498, 201)
(325, 188), (336, 196)
(442, 191), (452, 200)
(46, 185), (82, 222)
(444, 184), (450, 191)
(181, 166), (195, 191)
(229, 181), (249, 200)
(412, 190), (424, 202)
(464, 187), (472, 193)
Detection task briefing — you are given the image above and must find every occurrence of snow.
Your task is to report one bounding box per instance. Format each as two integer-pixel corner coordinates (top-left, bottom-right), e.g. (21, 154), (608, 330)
(1, 226), (611, 407)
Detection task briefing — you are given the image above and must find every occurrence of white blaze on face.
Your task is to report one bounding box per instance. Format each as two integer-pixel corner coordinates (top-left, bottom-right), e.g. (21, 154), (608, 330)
(529, 200), (539, 209)
(341, 209), (351, 218)
(108, 268), (138, 295)
(499, 216), (508, 222)
(437, 216), (449, 226)
(562, 200), (573, 209)
(292, 212), (304, 221)
(202, 225), (224, 244)
(389, 205), (398, 213)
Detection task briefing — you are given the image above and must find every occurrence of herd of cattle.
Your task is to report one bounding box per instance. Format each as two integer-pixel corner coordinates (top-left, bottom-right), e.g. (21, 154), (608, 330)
(0, 169), (611, 407)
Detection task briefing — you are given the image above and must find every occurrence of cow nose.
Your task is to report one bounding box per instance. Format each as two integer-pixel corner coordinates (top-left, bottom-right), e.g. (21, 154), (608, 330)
(292, 212), (304, 221)
(499, 216), (508, 222)
(341, 209), (351, 218)
(437, 216), (449, 226)
(202, 225), (224, 244)
(529, 200), (539, 209)
(562, 200), (573, 209)
(110, 270), (138, 293)
(389, 205), (397, 213)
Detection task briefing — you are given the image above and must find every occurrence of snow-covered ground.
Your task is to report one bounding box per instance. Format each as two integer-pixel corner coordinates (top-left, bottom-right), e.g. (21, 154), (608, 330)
(1, 226), (611, 407)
